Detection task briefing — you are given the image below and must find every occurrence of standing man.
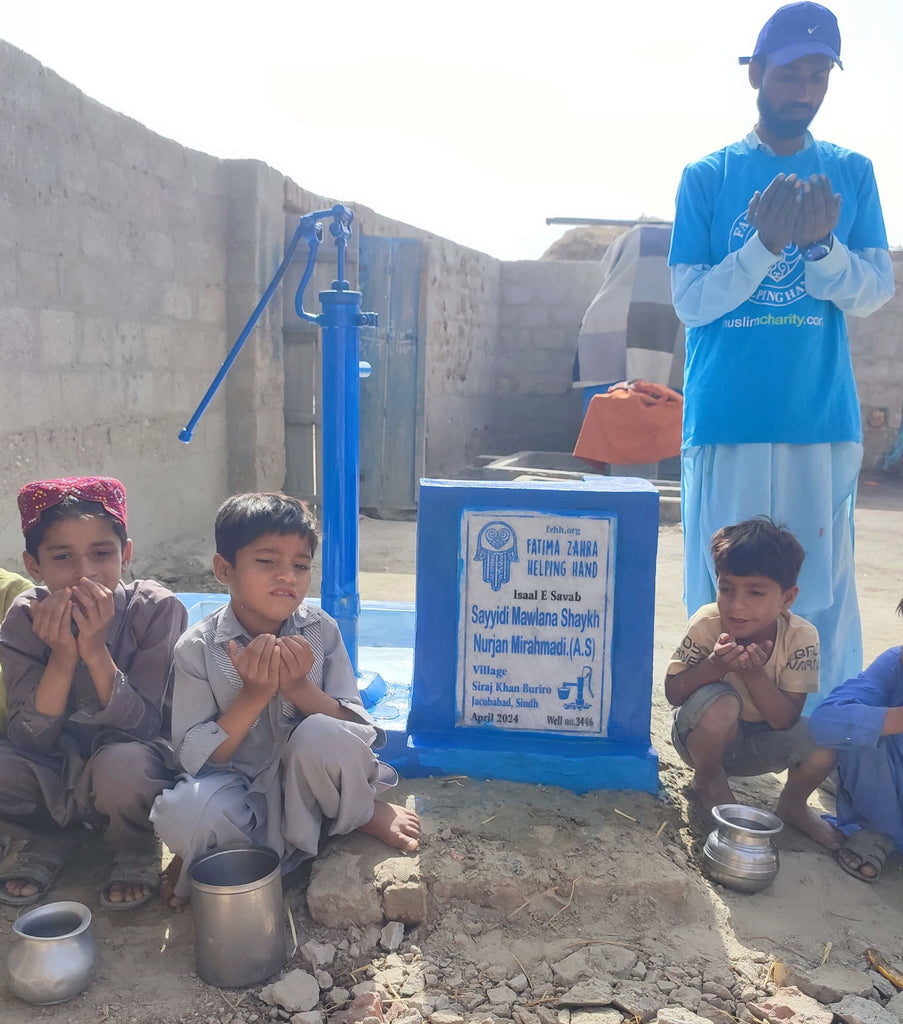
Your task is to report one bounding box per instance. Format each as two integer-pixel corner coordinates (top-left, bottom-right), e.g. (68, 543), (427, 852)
(669, 2), (895, 702)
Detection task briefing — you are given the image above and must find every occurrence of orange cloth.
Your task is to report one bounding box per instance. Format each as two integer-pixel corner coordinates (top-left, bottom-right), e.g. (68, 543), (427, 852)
(573, 380), (683, 467)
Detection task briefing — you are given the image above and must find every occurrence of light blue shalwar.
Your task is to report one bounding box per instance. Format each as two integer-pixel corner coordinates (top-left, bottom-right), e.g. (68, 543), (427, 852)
(682, 441), (861, 705)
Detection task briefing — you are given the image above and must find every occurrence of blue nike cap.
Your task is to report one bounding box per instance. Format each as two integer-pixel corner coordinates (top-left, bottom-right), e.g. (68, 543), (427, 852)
(739, 2), (843, 70)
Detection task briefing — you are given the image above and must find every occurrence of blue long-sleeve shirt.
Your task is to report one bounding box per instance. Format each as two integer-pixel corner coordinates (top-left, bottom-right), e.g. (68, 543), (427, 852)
(671, 131), (894, 329)
(669, 129), (894, 448)
(809, 647), (903, 846)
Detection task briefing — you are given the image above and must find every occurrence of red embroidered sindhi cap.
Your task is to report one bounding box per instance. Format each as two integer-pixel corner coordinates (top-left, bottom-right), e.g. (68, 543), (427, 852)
(17, 477), (128, 534)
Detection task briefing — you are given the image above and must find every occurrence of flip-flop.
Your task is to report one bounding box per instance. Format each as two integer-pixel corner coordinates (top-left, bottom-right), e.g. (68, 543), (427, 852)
(0, 839), (74, 906)
(99, 848), (159, 912)
(837, 828), (894, 883)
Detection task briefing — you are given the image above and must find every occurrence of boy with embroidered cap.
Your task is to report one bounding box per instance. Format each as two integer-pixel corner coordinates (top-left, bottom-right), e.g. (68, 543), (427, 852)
(0, 477), (186, 909)
(151, 492), (420, 905)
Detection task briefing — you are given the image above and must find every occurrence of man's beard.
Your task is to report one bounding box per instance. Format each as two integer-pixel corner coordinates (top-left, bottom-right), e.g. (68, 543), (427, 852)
(757, 92), (818, 139)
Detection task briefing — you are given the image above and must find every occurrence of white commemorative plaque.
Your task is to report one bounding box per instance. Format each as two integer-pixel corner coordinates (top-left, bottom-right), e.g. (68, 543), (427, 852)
(456, 509), (615, 736)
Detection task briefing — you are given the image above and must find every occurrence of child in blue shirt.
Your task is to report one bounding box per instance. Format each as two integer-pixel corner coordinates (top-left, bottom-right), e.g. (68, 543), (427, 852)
(809, 599), (903, 881)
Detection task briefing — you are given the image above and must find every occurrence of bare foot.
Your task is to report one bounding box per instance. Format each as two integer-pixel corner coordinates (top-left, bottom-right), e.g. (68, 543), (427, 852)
(776, 796), (843, 850)
(357, 801), (421, 852)
(105, 881), (152, 906)
(689, 772), (736, 814)
(160, 855), (188, 909)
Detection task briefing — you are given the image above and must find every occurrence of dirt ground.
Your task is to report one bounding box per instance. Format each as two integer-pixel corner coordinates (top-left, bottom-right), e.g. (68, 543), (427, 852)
(2, 478), (903, 1023)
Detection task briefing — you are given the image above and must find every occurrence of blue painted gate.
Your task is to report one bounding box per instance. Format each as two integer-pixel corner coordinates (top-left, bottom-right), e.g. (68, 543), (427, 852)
(358, 235), (425, 514)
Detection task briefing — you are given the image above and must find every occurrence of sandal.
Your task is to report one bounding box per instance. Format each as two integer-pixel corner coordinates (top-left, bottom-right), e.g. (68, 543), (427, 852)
(0, 839), (75, 906)
(99, 848), (160, 912)
(0, 834), (10, 861)
(837, 828), (894, 883)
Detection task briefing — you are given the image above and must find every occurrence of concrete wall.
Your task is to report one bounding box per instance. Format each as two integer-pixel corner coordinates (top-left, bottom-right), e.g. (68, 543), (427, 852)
(224, 161), (287, 495)
(0, 42), (286, 574)
(492, 260), (604, 455)
(1, 38), (900, 577)
(417, 253), (603, 476)
(354, 207), (505, 478)
(282, 195), (602, 482)
(421, 239), (502, 477)
(850, 251), (903, 473)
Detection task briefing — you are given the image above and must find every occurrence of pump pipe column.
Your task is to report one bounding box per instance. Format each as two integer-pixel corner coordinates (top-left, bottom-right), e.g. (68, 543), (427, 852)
(313, 209), (376, 673)
(320, 288), (364, 671)
(179, 203), (375, 673)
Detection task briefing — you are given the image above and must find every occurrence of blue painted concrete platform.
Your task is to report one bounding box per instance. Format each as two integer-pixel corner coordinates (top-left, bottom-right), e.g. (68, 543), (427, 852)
(175, 581), (659, 793)
(175, 594), (413, 763)
(404, 478), (660, 794)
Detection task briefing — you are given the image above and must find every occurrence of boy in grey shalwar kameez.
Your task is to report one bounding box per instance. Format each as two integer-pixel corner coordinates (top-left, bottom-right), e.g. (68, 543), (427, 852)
(151, 493), (420, 901)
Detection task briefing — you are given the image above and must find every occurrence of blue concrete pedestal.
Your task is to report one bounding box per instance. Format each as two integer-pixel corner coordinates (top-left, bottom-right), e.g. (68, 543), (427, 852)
(404, 478), (660, 794)
(402, 733), (658, 794)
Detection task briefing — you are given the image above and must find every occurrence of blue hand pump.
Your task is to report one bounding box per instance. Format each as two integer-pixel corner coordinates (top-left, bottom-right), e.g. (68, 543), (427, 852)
(178, 204), (377, 672)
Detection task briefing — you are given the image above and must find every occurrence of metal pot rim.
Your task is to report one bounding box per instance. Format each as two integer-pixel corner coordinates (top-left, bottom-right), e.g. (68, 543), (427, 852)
(188, 843), (282, 895)
(13, 901), (93, 941)
(711, 803), (783, 836)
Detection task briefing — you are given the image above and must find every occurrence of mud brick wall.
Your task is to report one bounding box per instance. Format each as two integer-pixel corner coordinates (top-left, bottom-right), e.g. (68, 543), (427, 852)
(1, 37), (899, 577)
(352, 210), (599, 479)
(492, 260), (604, 457)
(420, 239), (502, 477)
(850, 251), (903, 474)
(0, 42), (285, 573)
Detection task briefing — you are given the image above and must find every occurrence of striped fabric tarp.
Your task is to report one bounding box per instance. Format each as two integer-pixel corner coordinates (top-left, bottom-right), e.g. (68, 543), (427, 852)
(574, 223), (685, 392)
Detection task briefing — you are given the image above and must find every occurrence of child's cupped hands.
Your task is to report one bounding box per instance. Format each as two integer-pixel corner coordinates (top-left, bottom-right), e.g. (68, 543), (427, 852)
(711, 632), (748, 673)
(70, 577), (115, 658)
(229, 634), (281, 701)
(276, 636), (315, 694)
(712, 633), (775, 676)
(736, 639), (774, 673)
(29, 588), (78, 657)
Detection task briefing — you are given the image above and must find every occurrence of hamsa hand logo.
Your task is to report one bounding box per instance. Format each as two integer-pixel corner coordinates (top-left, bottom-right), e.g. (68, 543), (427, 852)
(474, 520), (519, 591)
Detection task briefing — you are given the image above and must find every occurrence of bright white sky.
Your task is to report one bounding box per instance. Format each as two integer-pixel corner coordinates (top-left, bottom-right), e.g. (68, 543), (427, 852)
(4, 0), (901, 260)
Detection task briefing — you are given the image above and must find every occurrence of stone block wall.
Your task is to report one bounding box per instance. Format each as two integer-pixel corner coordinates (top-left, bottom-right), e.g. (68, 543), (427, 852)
(353, 207), (504, 478)
(850, 251), (903, 473)
(1, 38), (900, 577)
(0, 42), (289, 575)
(420, 238), (502, 477)
(491, 260), (604, 455)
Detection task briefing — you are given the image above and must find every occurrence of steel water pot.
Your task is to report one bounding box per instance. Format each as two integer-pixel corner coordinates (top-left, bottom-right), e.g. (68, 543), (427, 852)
(702, 803), (783, 893)
(189, 843), (287, 988)
(5, 901), (98, 1004)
